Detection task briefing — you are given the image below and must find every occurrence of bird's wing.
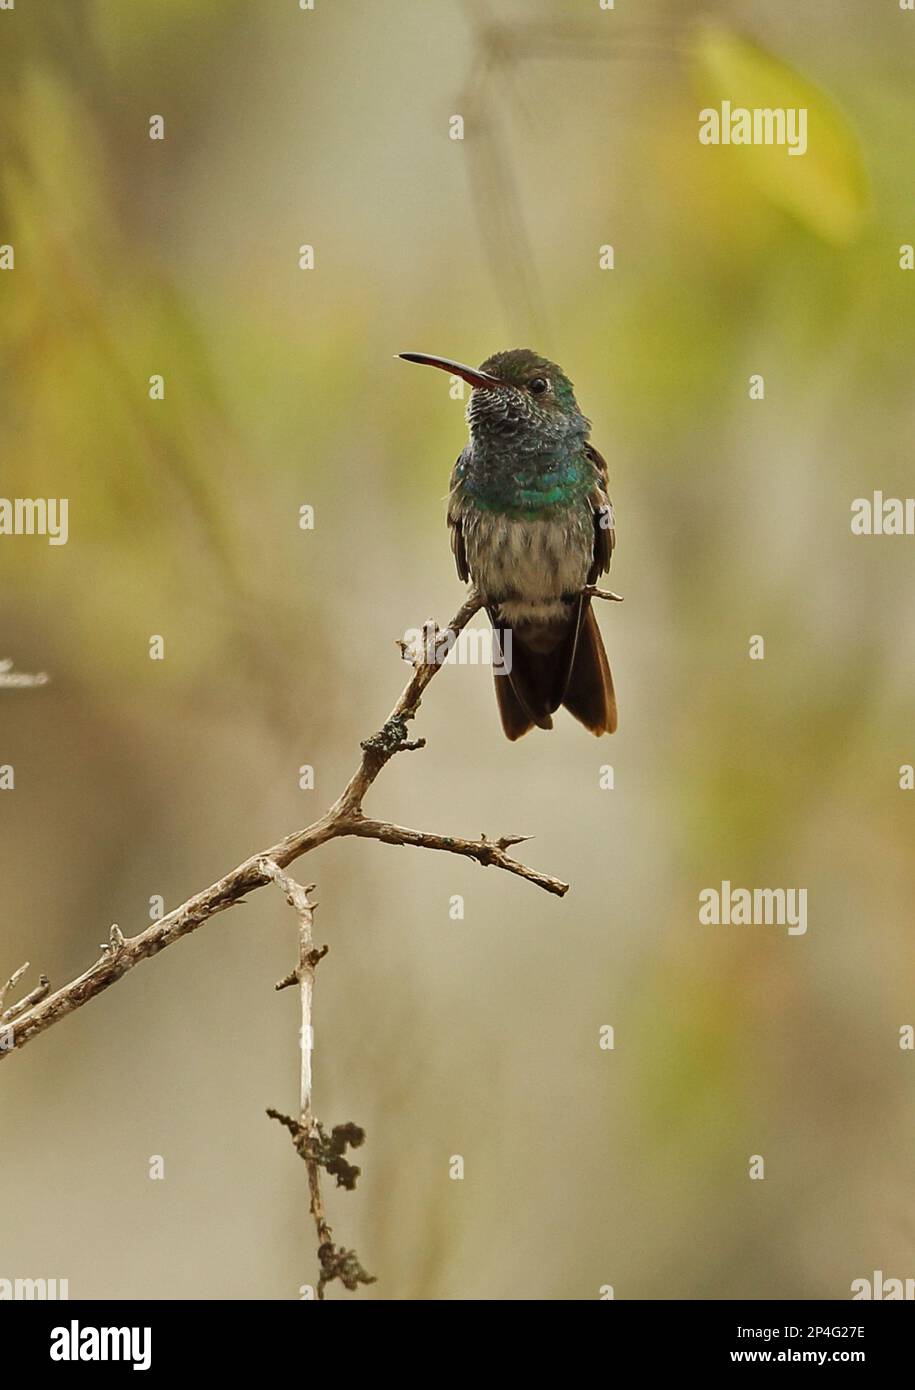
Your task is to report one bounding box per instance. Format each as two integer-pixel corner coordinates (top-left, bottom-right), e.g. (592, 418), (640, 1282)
(585, 442), (615, 583)
(447, 449), (470, 582)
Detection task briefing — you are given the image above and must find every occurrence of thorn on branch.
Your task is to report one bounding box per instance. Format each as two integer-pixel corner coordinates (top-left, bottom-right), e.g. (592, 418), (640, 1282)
(274, 943), (329, 991)
(495, 833), (533, 849)
(478, 831), (533, 862)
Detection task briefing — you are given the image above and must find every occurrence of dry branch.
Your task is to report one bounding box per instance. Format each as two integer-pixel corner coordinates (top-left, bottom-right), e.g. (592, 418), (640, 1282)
(260, 859), (374, 1299)
(0, 589), (568, 1061)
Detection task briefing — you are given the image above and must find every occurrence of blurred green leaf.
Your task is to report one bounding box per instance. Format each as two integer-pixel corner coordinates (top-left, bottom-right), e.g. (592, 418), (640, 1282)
(692, 26), (869, 244)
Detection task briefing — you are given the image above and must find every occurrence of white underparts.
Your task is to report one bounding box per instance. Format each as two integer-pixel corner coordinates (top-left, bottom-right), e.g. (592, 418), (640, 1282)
(461, 508), (593, 610)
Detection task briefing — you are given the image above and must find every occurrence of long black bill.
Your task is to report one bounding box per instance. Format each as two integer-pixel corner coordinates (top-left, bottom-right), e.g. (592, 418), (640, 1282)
(398, 352), (504, 389)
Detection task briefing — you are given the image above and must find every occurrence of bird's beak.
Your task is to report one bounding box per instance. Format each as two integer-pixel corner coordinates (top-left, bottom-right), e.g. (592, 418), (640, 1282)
(398, 352), (504, 389)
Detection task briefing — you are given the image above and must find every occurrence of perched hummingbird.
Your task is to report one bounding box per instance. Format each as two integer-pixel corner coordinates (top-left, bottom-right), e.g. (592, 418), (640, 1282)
(399, 349), (617, 740)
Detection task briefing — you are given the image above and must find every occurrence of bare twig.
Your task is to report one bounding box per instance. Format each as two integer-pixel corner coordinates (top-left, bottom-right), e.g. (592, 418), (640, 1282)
(1, 589), (569, 1061)
(258, 860), (321, 1128)
(1, 972), (50, 1025)
(349, 820), (566, 897)
(260, 859), (374, 1299)
(0, 963), (31, 1014)
(584, 585), (625, 603)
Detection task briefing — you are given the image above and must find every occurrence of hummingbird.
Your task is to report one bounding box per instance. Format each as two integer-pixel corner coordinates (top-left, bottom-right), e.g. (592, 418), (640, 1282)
(399, 349), (617, 740)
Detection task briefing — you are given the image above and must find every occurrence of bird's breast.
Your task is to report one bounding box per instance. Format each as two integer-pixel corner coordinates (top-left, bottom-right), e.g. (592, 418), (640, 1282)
(460, 505), (593, 613)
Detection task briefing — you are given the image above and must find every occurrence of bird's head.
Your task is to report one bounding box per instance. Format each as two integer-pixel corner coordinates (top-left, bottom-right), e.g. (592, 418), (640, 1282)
(399, 348), (588, 451)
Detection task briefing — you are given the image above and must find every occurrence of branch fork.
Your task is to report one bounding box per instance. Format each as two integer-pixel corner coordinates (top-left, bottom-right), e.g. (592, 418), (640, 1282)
(0, 589), (604, 1292)
(1, 589), (571, 1060)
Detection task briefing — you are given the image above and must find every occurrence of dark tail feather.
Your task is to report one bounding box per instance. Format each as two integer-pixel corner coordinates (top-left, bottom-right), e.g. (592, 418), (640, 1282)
(493, 667), (544, 740)
(488, 599), (615, 739)
(489, 611), (562, 740)
(562, 603), (617, 735)
(490, 620), (553, 739)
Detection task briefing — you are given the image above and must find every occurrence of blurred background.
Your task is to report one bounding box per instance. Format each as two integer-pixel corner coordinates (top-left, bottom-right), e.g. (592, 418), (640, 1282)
(1, 0), (914, 1300)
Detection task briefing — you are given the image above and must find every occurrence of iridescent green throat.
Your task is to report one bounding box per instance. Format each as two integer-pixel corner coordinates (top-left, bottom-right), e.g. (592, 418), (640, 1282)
(461, 450), (591, 520)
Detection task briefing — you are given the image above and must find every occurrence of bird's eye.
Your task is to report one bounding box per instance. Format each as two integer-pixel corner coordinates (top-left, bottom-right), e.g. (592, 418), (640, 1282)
(529, 377), (549, 396)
